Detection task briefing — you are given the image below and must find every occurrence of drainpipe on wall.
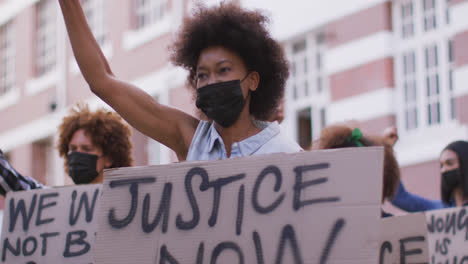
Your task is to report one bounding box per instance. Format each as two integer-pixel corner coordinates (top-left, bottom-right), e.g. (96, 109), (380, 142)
(52, 3), (68, 186)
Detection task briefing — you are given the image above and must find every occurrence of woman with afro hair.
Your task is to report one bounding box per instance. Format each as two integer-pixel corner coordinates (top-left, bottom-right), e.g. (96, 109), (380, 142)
(58, 1), (301, 161)
(315, 125), (401, 217)
(0, 104), (133, 195)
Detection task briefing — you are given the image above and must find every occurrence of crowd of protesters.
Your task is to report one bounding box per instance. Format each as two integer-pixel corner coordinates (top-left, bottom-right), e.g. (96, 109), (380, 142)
(1, 1), (467, 217)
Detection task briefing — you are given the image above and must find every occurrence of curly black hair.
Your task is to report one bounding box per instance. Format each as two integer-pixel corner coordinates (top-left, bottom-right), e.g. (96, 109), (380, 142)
(170, 2), (289, 121)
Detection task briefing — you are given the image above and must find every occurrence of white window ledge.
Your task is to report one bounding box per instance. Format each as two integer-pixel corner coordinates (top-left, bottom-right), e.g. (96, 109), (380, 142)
(69, 42), (113, 75)
(0, 87), (20, 111)
(122, 16), (172, 51)
(25, 69), (59, 96)
(396, 121), (468, 167)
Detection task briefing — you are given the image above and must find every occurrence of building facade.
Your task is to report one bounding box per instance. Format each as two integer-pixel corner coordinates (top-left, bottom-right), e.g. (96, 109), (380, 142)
(0, 0), (467, 214)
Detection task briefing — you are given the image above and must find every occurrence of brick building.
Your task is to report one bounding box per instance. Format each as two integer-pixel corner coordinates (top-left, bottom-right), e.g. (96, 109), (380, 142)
(0, 0), (467, 217)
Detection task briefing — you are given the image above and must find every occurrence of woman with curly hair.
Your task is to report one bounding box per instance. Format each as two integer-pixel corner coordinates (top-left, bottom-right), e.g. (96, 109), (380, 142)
(315, 125), (401, 217)
(0, 104), (133, 195)
(58, 1), (301, 161)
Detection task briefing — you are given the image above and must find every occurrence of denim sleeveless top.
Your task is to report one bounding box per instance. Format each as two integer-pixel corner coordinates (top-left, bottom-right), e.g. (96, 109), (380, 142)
(186, 120), (302, 161)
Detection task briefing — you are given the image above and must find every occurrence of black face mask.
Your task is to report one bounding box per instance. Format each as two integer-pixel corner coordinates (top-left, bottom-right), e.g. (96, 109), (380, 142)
(67, 152), (100, 184)
(196, 77), (250, 128)
(441, 169), (460, 204)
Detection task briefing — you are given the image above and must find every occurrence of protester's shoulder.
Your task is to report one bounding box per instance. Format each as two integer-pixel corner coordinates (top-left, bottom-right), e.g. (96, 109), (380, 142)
(269, 130), (302, 153)
(257, 122), (302, 153)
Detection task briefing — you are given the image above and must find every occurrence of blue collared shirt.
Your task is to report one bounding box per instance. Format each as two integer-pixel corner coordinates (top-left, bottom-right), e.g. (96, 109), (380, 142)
(186, 120), (302, 161)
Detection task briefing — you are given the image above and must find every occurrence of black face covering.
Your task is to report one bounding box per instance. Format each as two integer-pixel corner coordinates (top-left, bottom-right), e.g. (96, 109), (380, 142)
(441, 169), (460, 204)
(196, 77), (250, 128)
(67, 152), (99, 184)
(442, 141), (468, 204)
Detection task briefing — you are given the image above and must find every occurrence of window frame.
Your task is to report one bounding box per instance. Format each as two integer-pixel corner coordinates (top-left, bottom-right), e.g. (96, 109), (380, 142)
(394, 0), (454, 136)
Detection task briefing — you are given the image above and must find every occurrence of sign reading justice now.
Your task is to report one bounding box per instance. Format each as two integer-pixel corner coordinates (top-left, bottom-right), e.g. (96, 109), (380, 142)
(0, 184), (101, 263)
(95, 148), (384, 263)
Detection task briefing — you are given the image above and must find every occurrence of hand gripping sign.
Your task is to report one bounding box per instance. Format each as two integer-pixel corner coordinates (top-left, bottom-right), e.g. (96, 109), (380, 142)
(1, 184), (101, 263)
(94, 148), (384, 264)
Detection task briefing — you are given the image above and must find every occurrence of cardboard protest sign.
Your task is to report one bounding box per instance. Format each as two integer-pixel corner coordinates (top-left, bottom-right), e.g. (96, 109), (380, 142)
(1, 184), (101, 263)
(379, 213), (430, 264)
(426, 206), (468, 263)
(95, 148), (384, 263)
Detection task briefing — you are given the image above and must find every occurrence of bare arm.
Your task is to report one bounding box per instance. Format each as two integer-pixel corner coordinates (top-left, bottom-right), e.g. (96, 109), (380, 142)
(58, 0), (198, 160)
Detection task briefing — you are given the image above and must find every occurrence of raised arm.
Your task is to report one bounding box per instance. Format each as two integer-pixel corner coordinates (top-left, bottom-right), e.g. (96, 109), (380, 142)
(58, 0), (198, 160)
(391, 181), (447, 212)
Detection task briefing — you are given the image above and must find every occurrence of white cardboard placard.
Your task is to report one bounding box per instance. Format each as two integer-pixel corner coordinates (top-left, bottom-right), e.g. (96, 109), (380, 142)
(95, 148), (384, 263)
(0, 184), (101, 263)
(379, 212), (430, 263)
(426, 206), (468, 263)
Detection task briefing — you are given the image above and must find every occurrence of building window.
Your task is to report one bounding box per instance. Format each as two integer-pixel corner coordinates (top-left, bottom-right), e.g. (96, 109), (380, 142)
(81, 0), (106, 46)
(0, 22), (15, 96)
(134, 0), (169, 30)
(448, 40), (455, 120)
(424, 44), (440, 125)
(422, 0), (437, 32)
(286, 34), (328, 148)
(402, 51), (418, 130)
(36, 0), (57, 76)
(401, 1), (415, 38)
(395, 0), (452, 134)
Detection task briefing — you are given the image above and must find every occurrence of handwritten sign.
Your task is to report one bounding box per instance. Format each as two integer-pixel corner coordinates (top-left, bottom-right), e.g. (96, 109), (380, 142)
(0, 184), (101, 263)
(426, 206), (468, 263)
(379, 213), (430, 264)
(95, 148), (384, 263)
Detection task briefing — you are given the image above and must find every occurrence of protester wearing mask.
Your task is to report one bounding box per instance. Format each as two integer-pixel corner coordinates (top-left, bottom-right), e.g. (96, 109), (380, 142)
(58, 1), (301, 162)
(390, 140), (468, 211)
(0, 104), (133, 195)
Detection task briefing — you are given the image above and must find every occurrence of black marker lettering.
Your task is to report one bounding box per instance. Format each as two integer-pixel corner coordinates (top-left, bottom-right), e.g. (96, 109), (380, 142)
(159, 245), (180, 264)
(2, 238), (20, 262)
(22, 236), (37, 257)
(320, 218), (345, 264)
(253, 231), (264, 264)
(399, 236), (425, 264)
(427, 215), (435, 233)
(208, 174), (245, 227)
(36, 192), (58, 226)
(142, 182), (172, 233)
(275, 224), (303, 264)
(458, 208), (468, 240)
(293, 163), (340, 211)
(69, 188), (99, 226)
(445, 212), (456, 235)
(210, 242), (244, 264)
(63, 230), (91, 257)
(196, 242), (204, 264)
(461, 256), (468, 264)
(40, 232), (59, 256)
(176, 167), (209, 230)
(379, 241), (392, 264)
(236, 185), (245, 236)
(9, 194), (37, 232)
(108, 177), (155, 229)
(436, 218), (444, 232)
(252, 165), (285, 214)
